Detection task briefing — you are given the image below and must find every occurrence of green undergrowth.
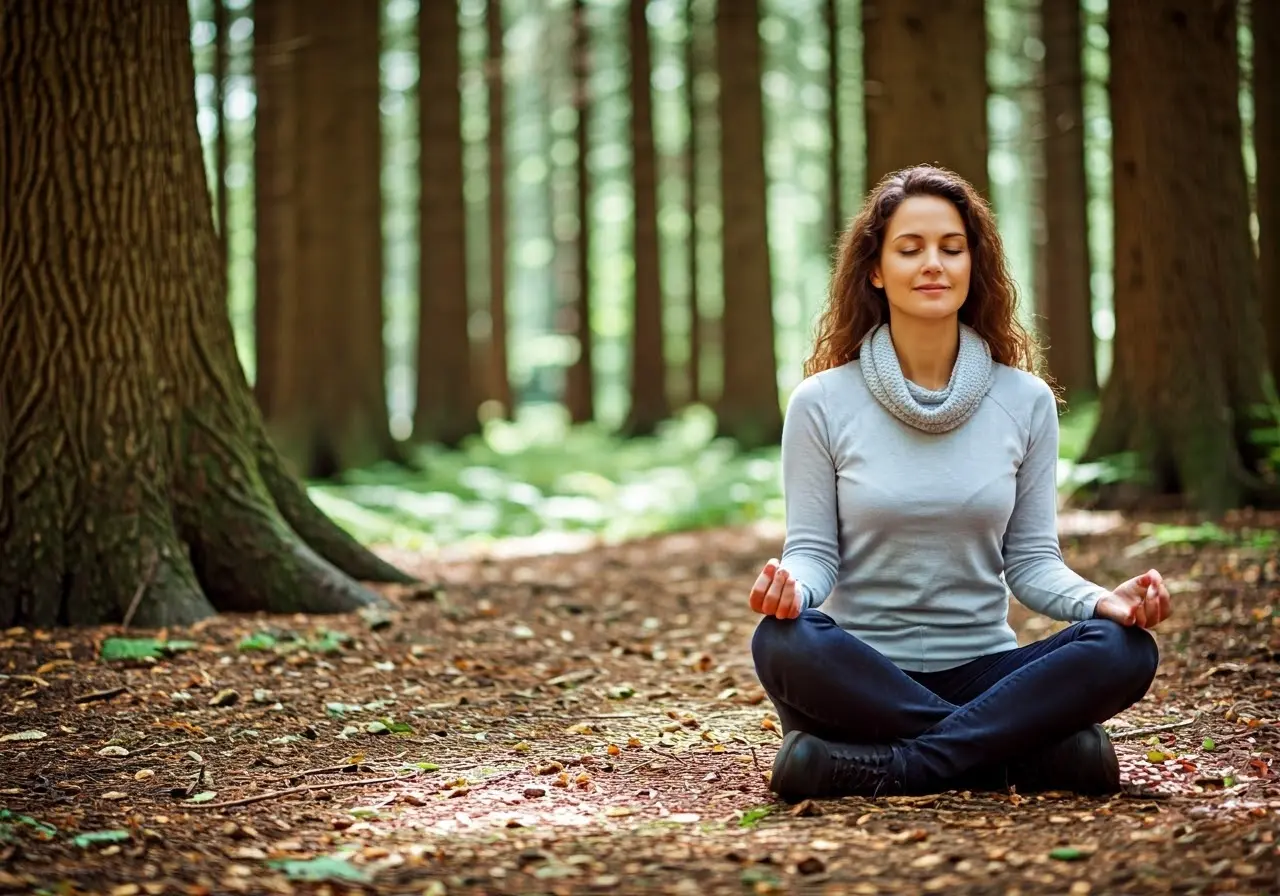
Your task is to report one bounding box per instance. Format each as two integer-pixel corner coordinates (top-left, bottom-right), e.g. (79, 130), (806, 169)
(309, 405), (784, 551)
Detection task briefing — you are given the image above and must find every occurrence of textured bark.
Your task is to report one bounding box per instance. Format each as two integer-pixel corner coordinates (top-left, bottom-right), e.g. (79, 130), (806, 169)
(213, 0), (228, 267)
(1257, 0), (1280, 386)
(485, 0), (514, 419)
(565, 0), (595, 424)
(863, 0), (989, 195)
(253, 0), (395, 477)
(0, 0), (411, 628)
(1082, 0), (1268, 513)
(1041, 0), (1097, 396)
(715, 0), (782, 449)
(415, 0), (480, 447)
(622, 0), (671, 437)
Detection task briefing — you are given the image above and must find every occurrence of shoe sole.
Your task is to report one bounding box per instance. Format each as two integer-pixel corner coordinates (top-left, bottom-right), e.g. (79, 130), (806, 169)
(1092, 724), (1121, 793)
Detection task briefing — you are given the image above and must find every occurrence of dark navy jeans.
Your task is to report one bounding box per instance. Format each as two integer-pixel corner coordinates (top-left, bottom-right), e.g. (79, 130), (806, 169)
(752, 609), (1159, 792)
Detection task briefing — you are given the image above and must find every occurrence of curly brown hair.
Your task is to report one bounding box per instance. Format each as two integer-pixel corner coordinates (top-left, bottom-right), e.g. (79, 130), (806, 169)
(804, 164), (1047, 383)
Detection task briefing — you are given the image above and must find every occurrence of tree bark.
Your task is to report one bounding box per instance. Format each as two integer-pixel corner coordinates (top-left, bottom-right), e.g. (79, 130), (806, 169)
(485, 0), (514, 419)
(1256, 0), (1280, 386)
(1082, 0), (1268, 513)
(213, 0), (229, 268)
(565, 0), (595, 424)
(715, 0), (782, 449)
(1041, 0), (1097, 396)
(862, 0), (989, 195)
(253, 0), (396, 477)
(415, 0), (480, 447)
(0, 0), (412, 628)
(825, 0), (843, 243)
(623, 0), (671, 436)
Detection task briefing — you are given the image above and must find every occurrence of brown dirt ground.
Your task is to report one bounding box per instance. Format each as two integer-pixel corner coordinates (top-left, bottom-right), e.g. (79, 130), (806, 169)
(1, 511), (1278, 895)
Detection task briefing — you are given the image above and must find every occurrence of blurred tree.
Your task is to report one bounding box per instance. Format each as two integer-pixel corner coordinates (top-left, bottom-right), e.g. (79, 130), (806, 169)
(1083, 0), (1269, 512)
(825, 0), (844, 243)
(253, 0), (396, 477)
(623, 0), (671, 436)
(1041, 0), (1097, 396)
(716, 0), (782, 448)
(565, 0), (596, 424)
(863, 0), (989, 194)
(485, 0), (514, 419)
(415, 0), (481, 447)
(684, 0), (704, 407)
(1257, 0), (1279, 384)
(0, 0), (411, 627)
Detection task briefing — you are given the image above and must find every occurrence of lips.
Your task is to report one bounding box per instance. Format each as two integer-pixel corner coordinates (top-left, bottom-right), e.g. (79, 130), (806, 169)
(916, 285), (949, 293)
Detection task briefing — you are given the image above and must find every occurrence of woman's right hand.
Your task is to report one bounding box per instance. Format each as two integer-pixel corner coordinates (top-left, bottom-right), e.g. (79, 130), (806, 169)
(749, 558), (802, 619)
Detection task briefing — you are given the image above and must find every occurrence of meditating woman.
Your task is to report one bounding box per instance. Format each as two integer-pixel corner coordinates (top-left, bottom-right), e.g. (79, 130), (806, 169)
(750, 165), (1168, 801)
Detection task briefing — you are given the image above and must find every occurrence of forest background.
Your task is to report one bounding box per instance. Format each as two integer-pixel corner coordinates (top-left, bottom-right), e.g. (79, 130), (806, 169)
(190, 0), (1277, 559)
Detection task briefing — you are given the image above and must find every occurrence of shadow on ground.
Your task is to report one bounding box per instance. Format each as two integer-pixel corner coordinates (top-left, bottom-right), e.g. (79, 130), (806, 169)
(1, 513), (1278, 894)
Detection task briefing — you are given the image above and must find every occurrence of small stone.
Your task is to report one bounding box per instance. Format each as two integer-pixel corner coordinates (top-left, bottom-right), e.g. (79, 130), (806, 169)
(208, 689), (239, 707)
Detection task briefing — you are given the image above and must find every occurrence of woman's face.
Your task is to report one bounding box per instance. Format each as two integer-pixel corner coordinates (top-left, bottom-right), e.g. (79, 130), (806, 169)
(871, 195), (971, 324)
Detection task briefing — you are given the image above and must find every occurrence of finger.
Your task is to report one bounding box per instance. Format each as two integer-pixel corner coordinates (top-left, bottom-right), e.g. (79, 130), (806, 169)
(778, 577), (800, 619)
(1157, 584), (1172, 622)
(1131, 601), (1147, 629)
(762, 568), (787, 616)
(749, 559), (779, 613)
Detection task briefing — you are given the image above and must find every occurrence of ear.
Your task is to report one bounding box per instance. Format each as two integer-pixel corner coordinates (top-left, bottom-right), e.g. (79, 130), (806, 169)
(870, 267), (883, 290)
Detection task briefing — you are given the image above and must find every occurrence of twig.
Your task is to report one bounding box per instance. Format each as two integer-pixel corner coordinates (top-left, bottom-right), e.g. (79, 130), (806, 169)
(121, 549), (160, 630)
(188, 772), (416, 810)
(73, 686), (130, 704)
(649, 746), (687, 765)
(1109, 717), (1198, 740)
(465, 768), (525, 792)
(751, 746), (759, 770)
(623, 754), (663, 775)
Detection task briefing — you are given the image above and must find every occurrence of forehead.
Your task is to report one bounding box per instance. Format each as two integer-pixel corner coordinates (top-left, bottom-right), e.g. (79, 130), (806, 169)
(886, 195), (966, 236)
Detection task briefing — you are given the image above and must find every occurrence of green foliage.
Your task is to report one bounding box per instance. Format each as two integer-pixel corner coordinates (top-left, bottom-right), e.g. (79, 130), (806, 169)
(310, 405), (784, 550)
(100, 638), (199, 662)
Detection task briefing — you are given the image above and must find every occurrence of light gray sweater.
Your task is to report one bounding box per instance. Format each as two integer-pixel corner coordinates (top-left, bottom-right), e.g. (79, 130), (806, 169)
(779, 336), (1109, 672)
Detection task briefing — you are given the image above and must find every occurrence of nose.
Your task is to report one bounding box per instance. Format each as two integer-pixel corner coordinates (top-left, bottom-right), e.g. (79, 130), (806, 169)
(922, 249), (944, 273)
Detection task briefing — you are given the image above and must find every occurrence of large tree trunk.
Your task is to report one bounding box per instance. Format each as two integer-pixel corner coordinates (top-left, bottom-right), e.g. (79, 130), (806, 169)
(1257, 0), (1280, 385)
(485, 0), (514, 420)
(1081, 0), (1268, 513)
(623, 0), (671, 437)
(715, 0), (783, 449)
(862, 0), (989, 195)
(415, 0), (480, 447)
(1040, 0), (1097, 397)
(0, 0), (412, 628)
(253, 0), (396, 477)
(825, 0), (843, 243)
(565, 0), (595, 425)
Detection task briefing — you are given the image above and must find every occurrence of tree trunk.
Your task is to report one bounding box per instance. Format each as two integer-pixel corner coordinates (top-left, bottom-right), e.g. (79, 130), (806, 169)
(485, 0), (514, 419)
(825, 0), (843, 243)
(0, 0), (412, 628)
(213, 0), (229, 267)
(623, 0), (671, 436)
(415, 0), (480, 447)
(683, 0), (702, 408)
(253, 0), (396, 477)
(1257, 0), (1280, 385)
(1082, 0), (1268, 513)
(715, 0), (782, 449)
(1041, 0), (1097, 396)
(862, 0), (989, 195)
(565, 0), (595, 424)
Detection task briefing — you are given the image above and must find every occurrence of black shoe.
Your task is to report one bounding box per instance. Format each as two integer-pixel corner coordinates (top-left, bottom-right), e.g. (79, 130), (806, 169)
(1006, 724), (1121, 795)
(769, 731), (907, 802)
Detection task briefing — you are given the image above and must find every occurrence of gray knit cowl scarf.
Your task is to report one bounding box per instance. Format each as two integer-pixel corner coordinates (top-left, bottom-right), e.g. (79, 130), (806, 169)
(859, 322), (994, 434)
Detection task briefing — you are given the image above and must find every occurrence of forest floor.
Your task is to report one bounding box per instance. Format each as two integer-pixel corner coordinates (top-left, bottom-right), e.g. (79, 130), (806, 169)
(1, 511), (1278, 895)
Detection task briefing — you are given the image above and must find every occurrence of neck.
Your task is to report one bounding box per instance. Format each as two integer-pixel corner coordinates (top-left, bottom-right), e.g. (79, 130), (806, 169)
(885, 314), (960, 390)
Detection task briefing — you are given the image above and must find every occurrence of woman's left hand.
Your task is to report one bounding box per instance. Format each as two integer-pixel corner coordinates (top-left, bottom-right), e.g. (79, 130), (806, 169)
(1094, 568), (1172, 629)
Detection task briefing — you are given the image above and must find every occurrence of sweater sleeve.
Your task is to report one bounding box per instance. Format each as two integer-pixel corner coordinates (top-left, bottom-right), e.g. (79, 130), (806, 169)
(1002, 382), (1110, 621)
(779, 375), (841, 611)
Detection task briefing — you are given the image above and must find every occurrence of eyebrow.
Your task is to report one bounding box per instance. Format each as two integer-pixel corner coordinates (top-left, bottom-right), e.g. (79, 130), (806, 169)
(892, 232), (967, 241)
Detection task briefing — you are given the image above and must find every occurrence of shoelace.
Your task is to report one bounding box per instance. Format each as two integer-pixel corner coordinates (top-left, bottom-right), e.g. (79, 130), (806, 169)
(826, 744), (897, 795)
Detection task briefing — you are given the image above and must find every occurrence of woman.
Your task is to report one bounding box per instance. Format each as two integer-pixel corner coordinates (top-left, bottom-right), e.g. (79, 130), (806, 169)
(750, 165), (1168, 802)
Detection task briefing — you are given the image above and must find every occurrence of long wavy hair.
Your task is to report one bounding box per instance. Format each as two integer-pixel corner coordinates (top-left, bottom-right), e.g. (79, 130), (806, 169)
(804, 165), (1047, 384)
